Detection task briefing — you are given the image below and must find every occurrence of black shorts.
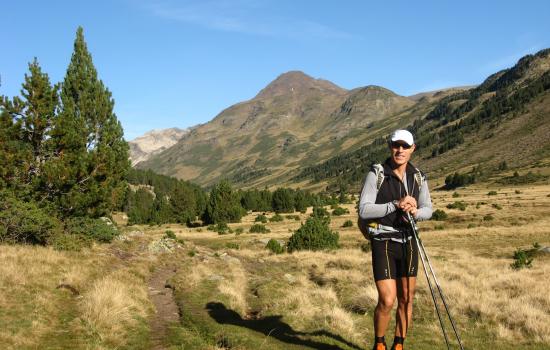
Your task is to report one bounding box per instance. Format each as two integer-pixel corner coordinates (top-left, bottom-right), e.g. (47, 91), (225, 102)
(371, 238), (419, 281)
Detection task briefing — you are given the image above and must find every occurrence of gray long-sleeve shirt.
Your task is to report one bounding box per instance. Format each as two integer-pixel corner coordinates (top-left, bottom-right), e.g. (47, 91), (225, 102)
(358, 171), (433, 222)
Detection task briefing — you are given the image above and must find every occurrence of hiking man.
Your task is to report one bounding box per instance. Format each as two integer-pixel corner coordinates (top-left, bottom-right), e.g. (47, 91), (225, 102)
(358, 129), (433, 350)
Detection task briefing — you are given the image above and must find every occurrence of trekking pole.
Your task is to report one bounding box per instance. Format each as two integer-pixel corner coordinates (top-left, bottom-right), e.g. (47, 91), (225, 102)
(406, 213), (465, 350)
(405, 213), (451, 350)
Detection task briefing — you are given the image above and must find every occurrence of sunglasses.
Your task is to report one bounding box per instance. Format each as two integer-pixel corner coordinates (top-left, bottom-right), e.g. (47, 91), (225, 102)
(390, 142), (412, 150)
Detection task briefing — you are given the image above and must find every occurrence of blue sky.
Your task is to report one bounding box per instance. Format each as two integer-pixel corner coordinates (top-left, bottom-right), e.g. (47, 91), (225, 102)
(2, 0), (550, 139)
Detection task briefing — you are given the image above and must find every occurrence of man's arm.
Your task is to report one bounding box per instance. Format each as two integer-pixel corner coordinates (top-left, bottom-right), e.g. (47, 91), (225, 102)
(414, 179), (433, 221)
(358, 172), (398, 219)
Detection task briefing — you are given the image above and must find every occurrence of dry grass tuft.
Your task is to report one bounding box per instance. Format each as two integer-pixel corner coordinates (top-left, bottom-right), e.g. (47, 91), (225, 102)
(81, 270), (150, 346)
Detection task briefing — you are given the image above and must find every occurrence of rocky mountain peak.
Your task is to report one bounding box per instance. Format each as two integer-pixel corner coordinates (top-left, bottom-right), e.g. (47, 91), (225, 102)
(254, 70), (346, 99)
(129, 127), (190, 166)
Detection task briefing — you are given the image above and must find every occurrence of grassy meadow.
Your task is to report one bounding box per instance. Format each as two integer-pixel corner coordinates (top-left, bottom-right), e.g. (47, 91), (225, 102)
(1, 183), (549, 349)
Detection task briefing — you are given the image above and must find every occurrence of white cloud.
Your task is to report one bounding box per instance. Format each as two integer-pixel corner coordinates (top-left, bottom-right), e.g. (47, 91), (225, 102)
(143, 0), (354, 40)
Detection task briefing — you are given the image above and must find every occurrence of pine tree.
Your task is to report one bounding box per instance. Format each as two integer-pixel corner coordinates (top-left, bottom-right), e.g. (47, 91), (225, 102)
(203, 180), (245, 224)
(46, 27), (129, 217)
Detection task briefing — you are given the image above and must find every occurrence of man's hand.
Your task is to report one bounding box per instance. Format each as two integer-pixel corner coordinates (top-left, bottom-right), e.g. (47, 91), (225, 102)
(398, 195), (417, 214)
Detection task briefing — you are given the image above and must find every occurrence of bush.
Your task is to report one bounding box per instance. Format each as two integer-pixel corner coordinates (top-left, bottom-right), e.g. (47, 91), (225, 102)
(226, 242), (240, 250)
(249, 224), (270, 234)
(287, 217), (339, 252)
(311, 206), (331, 225)
(64, 217), (118, 243)
(487, 191), (498, 196)
(285, 215), (301, 221)
(0, 193), (62, 245)
(49, 232), (91, 251)
(266, 239), (284, 254)
(492, 203), (503, 210)
(434, 224), (445, 230)
(207, 222), (231, 234)
(432, 209), (448, 221)
(452, 192), (460, 198)
(342, 220), (353, 228)
(331, 207), (350, 216)
(446, 201), (467, 211)
(254, 214), (268, 223)
(269, 214), (284, 222)
(234, 227), (244, 235)
(483, 214), (494, 221)
(165, 230), (177, 239)
(511, 248), (533, 269)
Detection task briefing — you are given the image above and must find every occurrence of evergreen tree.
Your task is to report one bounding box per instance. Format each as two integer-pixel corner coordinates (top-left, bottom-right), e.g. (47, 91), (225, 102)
(45, 27), (129, 217)
(294, 189), (308, 213)
(19, 59), (59, 180)
(1, 59), (58, 193)
(203, 180), (245, 224)
(272, 187), (295, 213)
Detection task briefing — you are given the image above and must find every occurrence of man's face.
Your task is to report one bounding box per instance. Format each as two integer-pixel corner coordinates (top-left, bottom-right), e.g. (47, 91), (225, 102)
(390, 141), (415, 166)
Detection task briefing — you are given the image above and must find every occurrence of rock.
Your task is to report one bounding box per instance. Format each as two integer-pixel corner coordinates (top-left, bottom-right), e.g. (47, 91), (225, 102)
(115, 235), (130, 241)
(99, 217), (114, 226)
(207, 274), (225, 281)
(128, 230), (144, 237)
(538, 247), (550, 254)
(148, 237), (181, 253)
(258, 238), (270, 245)
(284, 273), (296, 284)
(220, 254), (240, 264)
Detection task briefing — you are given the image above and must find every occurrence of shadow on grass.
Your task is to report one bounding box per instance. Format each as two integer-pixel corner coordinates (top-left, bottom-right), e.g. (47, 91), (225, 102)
(206, 302), (363, 350)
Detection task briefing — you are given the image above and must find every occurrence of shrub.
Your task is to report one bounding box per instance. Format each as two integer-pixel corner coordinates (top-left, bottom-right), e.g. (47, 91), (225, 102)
(446, 201), (467, 211)
(254, 214), (268, 223)
(0, 193), (62, 245)
(215, 222), (231, 235)
(434, 224), (445, 230)
(266, 239), (284, 254)
(285, 215), (301, 221)
(432, 209), (448, 221)
(452, 192), (460, 198)
(492, 203), (503, 210)
(342, 220), (353, 228)
(331, 207), (349, 216)
(49, 233), (91, 251)
(483, 214), (494, 221)
(208, 222), (231, 234)
(269, 214), (284, 222)
(64, 217), (118, 243)
(249, 224), (270, 234)
(287, 217), (339, 252)
(165, 230), (177, 239)
(226, 242), (240, 250)
(511, 248), (533, 269)
(311, 206), (331, 225)
(234, 227), (244, 235)
(515, 190), (522, 194)
(487, 191), (498, 196)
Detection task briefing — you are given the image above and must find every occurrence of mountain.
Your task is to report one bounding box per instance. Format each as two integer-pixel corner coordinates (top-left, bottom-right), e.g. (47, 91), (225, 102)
(138, 48), (550, 190)
(297, 48), (550, 190)
(137, 71), (416, 187)
(129, 128), (190, 166)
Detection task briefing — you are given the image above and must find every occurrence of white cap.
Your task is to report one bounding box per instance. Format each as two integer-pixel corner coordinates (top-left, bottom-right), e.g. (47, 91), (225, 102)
(390, 129), (414, 146)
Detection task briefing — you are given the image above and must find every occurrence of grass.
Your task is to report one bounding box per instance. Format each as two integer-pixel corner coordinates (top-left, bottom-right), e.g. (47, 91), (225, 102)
(1, 183), (550, 349)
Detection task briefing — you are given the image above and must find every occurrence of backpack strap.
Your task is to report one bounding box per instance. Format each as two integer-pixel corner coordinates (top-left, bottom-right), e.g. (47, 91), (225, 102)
(413, 167), (425, 191)
(372, 163), (385, 191)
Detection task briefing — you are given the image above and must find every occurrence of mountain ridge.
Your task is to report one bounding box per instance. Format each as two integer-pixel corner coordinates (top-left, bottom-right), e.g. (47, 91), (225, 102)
(137, 50), (550, 190)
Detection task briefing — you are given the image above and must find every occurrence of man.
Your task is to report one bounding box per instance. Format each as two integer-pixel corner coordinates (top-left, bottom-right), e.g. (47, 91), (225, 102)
(358, 129), (433, 350)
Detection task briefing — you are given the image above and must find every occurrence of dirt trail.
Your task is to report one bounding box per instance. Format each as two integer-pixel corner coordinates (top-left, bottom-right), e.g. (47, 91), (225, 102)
(148, 264), (180, 350)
